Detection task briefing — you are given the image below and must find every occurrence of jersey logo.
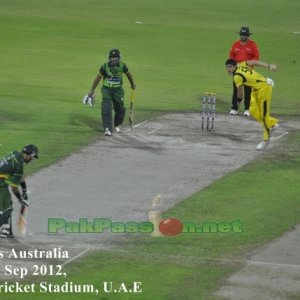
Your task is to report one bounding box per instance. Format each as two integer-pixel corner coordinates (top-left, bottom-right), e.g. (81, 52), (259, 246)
(238, 65), (253, 74)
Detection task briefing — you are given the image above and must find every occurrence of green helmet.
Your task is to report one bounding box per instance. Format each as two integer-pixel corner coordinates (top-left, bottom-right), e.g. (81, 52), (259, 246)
(108, 49), (121, 58)
(22, 144), (39, 159)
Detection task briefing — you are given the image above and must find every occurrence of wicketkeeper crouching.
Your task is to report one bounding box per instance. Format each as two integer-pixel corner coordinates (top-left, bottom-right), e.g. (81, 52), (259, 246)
(0, 144), (39, 238)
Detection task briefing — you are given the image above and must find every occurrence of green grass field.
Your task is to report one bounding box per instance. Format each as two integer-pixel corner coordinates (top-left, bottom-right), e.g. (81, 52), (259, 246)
(1, 0), (300, 299)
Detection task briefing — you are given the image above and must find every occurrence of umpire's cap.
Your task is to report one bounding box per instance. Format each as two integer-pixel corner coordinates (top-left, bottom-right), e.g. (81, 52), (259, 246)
(22, 144), (39, 159)
(238, 26), (252, 36)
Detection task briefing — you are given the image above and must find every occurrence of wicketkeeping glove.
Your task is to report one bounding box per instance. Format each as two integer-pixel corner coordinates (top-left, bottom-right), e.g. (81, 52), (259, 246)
(82, 94), (95, 107)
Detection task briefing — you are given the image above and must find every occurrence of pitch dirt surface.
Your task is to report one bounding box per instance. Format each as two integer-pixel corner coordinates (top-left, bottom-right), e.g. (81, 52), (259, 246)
(215, 224), (300, 299)
(1, 113), (299, 299)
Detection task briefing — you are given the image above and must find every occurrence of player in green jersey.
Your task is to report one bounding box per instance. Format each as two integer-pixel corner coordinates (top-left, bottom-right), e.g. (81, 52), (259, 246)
(88, 49), (136, 136)
(0, 144), (39, 237)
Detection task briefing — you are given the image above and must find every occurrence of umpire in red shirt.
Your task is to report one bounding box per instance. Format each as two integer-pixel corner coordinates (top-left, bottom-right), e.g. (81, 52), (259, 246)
(228, 26), (260, 116)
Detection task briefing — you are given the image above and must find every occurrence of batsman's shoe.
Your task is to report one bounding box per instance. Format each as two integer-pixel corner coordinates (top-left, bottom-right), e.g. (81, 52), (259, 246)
(256, 140), (269, 151)
(229, 109), (238, 115)
(243, 110), (250, 117)
(104, 128), (112, 136)
(0, 228), (11, 238)
(115, 126), (121, 133)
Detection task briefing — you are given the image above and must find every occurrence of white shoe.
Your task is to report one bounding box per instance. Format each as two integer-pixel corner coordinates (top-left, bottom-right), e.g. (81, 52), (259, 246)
(115, 126), (121, 133)
(229, 109), (238, 115)
(243, 110), (250, 117)
(256, 140), (269, 150)
(0, 229), (10, 238)
(104, 128), (112, 136)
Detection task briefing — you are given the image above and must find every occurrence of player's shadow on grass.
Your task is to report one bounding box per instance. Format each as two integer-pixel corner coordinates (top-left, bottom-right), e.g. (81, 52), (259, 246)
(69, 114), (103, 133)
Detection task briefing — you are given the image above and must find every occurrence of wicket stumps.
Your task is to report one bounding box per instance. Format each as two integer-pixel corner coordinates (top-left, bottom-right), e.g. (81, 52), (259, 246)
(149, 194), (163, 237)
(201, 92), (216, 131)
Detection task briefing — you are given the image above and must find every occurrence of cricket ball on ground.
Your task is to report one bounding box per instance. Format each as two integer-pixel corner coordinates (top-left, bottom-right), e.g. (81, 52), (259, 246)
(159, 218), (183, 236)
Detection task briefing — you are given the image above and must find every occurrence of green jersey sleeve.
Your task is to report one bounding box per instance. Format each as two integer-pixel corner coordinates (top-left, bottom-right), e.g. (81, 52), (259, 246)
(0, 151), (24, 187)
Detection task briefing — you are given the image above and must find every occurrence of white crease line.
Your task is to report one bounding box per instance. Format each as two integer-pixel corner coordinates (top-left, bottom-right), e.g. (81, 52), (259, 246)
(121, 120), (148, 133)
(244, 135), (258, 141)
(248, 260), (300, 269)
(245, 131), (288, 142)
(271, 131), (289, 142)
(217, 258), (300, 269)
(133, 120), (148, 128)
(62, 248), (90, 267)
(148, 128), (159, 135)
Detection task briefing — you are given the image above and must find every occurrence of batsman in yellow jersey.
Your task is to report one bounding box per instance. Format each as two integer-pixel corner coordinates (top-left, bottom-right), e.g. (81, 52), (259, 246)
(225, 58), (279, 150)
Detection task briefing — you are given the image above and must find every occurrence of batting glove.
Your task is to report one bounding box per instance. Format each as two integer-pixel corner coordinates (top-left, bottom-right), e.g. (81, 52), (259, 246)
(22, 190), (28, 200)
(19, 197), (29, 207)
(82, 95), (95, 107)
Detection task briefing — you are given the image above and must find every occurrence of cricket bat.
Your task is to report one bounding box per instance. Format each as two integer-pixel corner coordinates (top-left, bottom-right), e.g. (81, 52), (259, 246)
(17, 205), (27, 236)
(129, 89), (135, 130)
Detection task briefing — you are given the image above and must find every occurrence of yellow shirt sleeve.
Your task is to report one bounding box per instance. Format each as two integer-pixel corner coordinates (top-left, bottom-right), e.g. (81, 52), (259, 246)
(233, 62), (248, 87)
(233, 75), (243, 87)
